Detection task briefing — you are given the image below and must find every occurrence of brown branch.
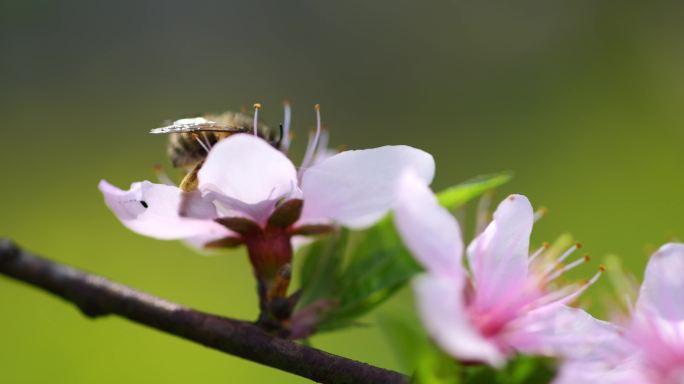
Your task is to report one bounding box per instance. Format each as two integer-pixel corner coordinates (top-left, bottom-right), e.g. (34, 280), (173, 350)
(0, 239), (409, 384)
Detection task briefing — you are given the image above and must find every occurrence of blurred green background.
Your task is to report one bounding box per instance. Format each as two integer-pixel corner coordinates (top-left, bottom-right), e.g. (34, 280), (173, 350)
(1, 1), (683, 382)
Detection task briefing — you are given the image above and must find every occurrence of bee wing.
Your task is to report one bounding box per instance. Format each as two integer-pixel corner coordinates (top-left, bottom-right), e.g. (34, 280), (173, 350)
(150, 117), (245, 134)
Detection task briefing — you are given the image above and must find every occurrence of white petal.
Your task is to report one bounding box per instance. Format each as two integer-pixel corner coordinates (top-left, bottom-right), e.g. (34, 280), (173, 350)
(636, 243), (684, 322)
(394, 171), (464, 277)
(198, 134), (298, 205)
(300, 145), (435, 229)
(467, 194), (533, 311)
(414, 274), (505, 367)
(99, 180), (231, 241)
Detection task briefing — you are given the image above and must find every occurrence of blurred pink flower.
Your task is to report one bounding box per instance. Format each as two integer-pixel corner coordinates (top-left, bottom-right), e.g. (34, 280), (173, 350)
(393, 172), (610, 366)
(557, 243), (684, 384)
(628, 243), (684, 382)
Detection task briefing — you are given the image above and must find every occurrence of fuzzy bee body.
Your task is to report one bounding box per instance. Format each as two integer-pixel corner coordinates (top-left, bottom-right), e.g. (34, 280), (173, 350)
(152, 111), (277, 169)
(151, 110), (278, 191)
(166, 130), (236, 168)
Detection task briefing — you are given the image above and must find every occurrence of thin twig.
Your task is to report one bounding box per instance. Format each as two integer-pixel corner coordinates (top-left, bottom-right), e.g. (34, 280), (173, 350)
(0, 239), (409, 384)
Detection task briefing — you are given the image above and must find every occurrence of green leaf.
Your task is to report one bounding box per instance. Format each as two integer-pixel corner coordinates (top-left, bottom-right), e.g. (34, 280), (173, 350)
(297, 230), (348, 308)
(412, 353), (556, 384)
(315, 220), (422, 331)
(412, 348), (462, 384)
(503, 355), (556, 384)
(437, 172), (513, 209)
(461, 355), (557, 384)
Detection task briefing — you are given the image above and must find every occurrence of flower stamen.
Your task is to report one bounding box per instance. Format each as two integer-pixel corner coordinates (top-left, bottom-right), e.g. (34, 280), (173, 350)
(533, 206), (548, 223)
(542, 243), (582, 275)
(299, 104), (323, 176)
(314, 104), (322, 145)
(545, 255), (591, 283)
(532, 266), (604, 312)
(153, 164), (174, 186)
(253, 103), (262, 136)
(529, 242), (550, 263)
(585, 266), (605, 287)
(281, 100), (292, 152)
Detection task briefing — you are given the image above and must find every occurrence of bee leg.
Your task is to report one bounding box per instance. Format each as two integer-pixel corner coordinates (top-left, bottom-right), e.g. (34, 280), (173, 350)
(179, 161), (204, 192)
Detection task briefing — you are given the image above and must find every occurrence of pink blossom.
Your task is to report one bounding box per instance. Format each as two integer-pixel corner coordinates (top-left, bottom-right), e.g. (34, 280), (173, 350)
(99, 107), (434, 326)
(101, 134), (434, 244)
(393, 171), (610, 366)
(100, 110), (434, 248)
(558, 243), (684, 383)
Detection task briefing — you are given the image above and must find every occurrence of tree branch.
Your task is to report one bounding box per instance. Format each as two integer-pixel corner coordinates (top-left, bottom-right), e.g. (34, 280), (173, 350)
(0, 239), (409, 384)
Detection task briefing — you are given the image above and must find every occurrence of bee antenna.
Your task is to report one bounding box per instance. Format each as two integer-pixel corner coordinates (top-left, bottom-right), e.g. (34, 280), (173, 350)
(253, 103), (262, 136)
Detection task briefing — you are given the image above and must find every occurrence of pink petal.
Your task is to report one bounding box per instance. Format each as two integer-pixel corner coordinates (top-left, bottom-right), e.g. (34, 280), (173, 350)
(177, 190), (221, 219)
(554, 359), (648, 384)
(507, 306), (627, 361)
(198, 134), (299, 205)
(636, 243), (684, 322)
(394, 171), (464, 278)
(203, 191), (280, 226)
(99, 180), (231, 241)
(300, 145), (434, 229)
(467, 194), (533, 312)
(414, 274), (505, 367)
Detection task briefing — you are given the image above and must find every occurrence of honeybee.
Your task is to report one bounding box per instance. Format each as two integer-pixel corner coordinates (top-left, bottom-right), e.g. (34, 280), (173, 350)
(151, 109), (281, 191)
